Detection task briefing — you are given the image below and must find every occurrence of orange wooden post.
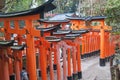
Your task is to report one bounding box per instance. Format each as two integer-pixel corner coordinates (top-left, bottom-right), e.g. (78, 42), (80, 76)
(97, 32), (100, 51)
(0, 59), (1, 79)
(0, 57), (4, 80)
(87, 33), (90, 56)
(89, 32), (92, 54)
(94, 32), (97, 53)
(93, 32), (96, 54)
(4, 21), (13, 76)
(41, 35), (62, 80)
(3, 49), (10, 80)
(84, 35), (87, 56)
(76, 44), (82, 79)
(94, 32), (98, 55)
(110, 41), (113, 57)
(81, 37), (85, 58)
(48, 41), (62, 80)
(14, 20), (23, 72)
(62, 46), (67, 80)
(65, 41), (77, 80)
(53, 46), (57, 70)
(2, 21), (11, 80)
(92, 32), (94, 54)
(105, 32), (109, 60)
(8, 61), (14, 76)
(87, 33), (90, 55)
(17, 35), (23, 71)
(25, 20), (37, 80)
(98, 32), (100, 51)
(85, 34), (88, 56)
(72, 46), (77, 79)
(90, 33), (94, 54)
(108, 35), (110, 60)
(0, 50), (4, 80)
(39, 45), (47, 80)
(56, 44), (61, 80)
(67, 48), (72, 80)
(100, 21), (105, 66)
(13, 50), (21, 80)
(49, 48), (54, 80)
(40, 39), (53, 80)
(0, 60), (2, 79)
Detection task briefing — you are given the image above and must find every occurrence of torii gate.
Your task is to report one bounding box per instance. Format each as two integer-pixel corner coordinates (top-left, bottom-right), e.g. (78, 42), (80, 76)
(87, 16), (113, 66)
(0, 0), (56, 80)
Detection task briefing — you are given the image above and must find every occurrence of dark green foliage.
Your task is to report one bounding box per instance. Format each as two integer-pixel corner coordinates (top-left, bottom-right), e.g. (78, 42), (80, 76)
(3, 0), (44, 13)
(53, 0), (79, 13)
(105, 0), (120, 33)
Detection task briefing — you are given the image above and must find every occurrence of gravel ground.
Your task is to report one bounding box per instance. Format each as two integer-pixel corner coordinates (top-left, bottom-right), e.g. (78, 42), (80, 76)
(38, 56), (111, 80)
(81, 56), (111, 80)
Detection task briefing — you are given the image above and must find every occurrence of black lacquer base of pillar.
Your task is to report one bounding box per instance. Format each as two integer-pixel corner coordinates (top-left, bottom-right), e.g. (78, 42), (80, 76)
(73, 73), (78, 80)
(39, 70), (41, 77)
(10, 74), (15, 80)
(78, 71), (82, 79)
(53, 64), (57, 70)
(81, 50), (100, 59)
(67, 76), (72, 80)
(81, 55), (84, 59)
(100, 58), (106, 66)
(47, 66), (50, 73)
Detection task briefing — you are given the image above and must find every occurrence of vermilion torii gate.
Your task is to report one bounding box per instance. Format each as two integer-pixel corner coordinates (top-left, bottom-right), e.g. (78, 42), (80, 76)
(87, 16), (113, 66)
(0, 0), (56, 80)
(68, 16), (114, 66)
(0, 0), (116, 80)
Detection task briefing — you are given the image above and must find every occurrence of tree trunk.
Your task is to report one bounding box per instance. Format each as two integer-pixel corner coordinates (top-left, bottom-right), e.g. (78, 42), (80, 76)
(0, 0), (5, 12)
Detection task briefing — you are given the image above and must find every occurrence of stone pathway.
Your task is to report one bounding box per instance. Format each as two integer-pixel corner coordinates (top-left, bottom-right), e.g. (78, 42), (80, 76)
(81, 56), (111, 80)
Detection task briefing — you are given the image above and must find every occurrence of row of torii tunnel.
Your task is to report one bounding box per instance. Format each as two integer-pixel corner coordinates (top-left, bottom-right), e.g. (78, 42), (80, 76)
(0, 0), (115, 80)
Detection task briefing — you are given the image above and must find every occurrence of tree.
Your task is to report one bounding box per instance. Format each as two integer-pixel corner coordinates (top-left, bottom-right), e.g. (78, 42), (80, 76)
(0, 0), (5, 12)
(105, 0), (120, 33)
(53, 0), (79, 13)
(2, 0), (44, 13)
(77, 0), (107, 16)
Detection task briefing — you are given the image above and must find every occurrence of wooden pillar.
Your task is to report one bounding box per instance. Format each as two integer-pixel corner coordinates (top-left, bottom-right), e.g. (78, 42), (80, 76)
(72, 46), (77, 80)
(53, 45), (57, 70)
(67, 48), (72, 80)
(0, 52), (4, 80)
(49, 48), (54, 80)
(17, 35), (23, 71)
(91, 32), (94, 53)
(76, 44), (82, 79)
(39, 45), (47, 80)
(56, 44), (61, 80)
(63, 47), (67, 80)
(87, 33), (90, 54)
(3, 49), (10, 80)
(13, 50), (21, 80)
(89, 32), (92, 54)
(81, 37), (85, 56)
(25, 20), (37, 80)
(100, 21), (106, 66)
